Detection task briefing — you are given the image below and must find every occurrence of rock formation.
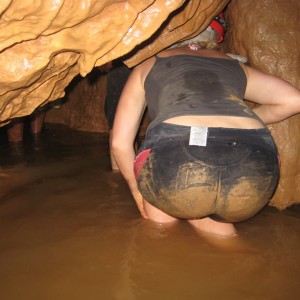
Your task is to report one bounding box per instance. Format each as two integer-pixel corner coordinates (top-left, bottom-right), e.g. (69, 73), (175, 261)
(221, 0), (300, 209)
(0, 0), (227, 123)
(1, 0), (300, 209)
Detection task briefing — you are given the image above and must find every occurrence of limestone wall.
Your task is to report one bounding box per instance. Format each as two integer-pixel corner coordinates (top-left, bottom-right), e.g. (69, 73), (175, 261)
(0, 0), (227, 123)
(221, 0), (300, 209)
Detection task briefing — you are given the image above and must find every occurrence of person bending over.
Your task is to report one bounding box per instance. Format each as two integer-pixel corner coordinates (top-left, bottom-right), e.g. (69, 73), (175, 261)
(111, 35), (300, 236)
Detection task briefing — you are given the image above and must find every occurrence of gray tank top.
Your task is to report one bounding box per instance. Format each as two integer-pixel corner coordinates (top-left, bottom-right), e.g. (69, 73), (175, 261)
(144, 54), (261, 130)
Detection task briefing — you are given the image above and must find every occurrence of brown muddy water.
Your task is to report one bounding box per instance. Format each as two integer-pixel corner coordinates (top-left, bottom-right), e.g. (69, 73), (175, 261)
(0, 124), (300, 300)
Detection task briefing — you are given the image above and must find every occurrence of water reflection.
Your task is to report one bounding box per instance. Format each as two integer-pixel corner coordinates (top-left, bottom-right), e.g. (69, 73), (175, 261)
(0, 124), (299, 300)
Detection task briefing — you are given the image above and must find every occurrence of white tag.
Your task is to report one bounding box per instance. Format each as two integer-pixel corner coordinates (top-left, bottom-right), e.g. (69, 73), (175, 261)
(189, 126), (208, 146)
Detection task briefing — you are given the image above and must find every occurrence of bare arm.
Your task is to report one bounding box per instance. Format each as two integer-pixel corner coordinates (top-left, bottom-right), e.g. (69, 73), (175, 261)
(243, 65), (300, 124)
(111, 64), (148, 217)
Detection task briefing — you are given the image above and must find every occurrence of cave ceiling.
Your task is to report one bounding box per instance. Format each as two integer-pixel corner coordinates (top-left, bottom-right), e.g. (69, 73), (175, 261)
(0, 0), (228, 123)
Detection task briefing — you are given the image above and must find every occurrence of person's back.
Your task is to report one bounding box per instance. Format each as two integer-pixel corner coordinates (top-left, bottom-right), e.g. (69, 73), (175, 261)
(111, 38), (300, 237)
(144, 53), (261, 130)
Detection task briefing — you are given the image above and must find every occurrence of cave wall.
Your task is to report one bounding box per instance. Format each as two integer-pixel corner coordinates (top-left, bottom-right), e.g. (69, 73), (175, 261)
(45, 0), (229, 133)
(0, 0), (228, 124)
(46, 0), (300, 210)
(45, 69), (151, 135)
(45, 69), (109, 133)
(1, 0), (299, 209)
(221, 0), (300, 209)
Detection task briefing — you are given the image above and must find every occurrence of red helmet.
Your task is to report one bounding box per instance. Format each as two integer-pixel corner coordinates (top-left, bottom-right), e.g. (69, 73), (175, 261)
(210, 12), (227, 42)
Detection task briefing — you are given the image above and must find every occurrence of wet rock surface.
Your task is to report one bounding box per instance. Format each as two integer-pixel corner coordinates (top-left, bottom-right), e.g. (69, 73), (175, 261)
(222, 0), (300, 209)
(0, 0), (227, 122)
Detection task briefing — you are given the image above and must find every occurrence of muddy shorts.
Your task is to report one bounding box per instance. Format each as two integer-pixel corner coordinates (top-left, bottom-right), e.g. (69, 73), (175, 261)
(134, 123), (280, 222)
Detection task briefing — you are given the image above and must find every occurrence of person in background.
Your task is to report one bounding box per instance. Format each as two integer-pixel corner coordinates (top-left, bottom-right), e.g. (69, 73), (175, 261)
(6, 108), (46, 143)
(111, 17), (300, 236)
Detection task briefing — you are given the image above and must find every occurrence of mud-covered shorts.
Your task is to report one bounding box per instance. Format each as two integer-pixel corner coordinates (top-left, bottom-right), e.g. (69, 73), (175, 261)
(134, 123), (280, 222)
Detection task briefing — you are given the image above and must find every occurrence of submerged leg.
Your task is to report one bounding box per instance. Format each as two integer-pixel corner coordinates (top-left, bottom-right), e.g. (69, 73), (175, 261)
(30, 110), (46, 135)
(7, 118), (25, 142)
(144, 200), (178, 224)
(188, 217), (237, 236)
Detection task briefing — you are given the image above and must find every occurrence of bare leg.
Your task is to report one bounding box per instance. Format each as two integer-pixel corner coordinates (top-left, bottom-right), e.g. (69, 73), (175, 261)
(109, 130), (120, 171)
(30, 111), (46, 135)
(7, 118), (25, 142)
(144, 200), (178, 224)
(144, 201), (236, 233)
(188, 218), (259, 252)
(142, 201), (254, 252)
(188, 217), (237, 236)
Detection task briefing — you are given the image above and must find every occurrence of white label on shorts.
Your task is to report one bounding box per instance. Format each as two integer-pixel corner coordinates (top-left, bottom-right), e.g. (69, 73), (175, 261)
(189, 126), (208, 146)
